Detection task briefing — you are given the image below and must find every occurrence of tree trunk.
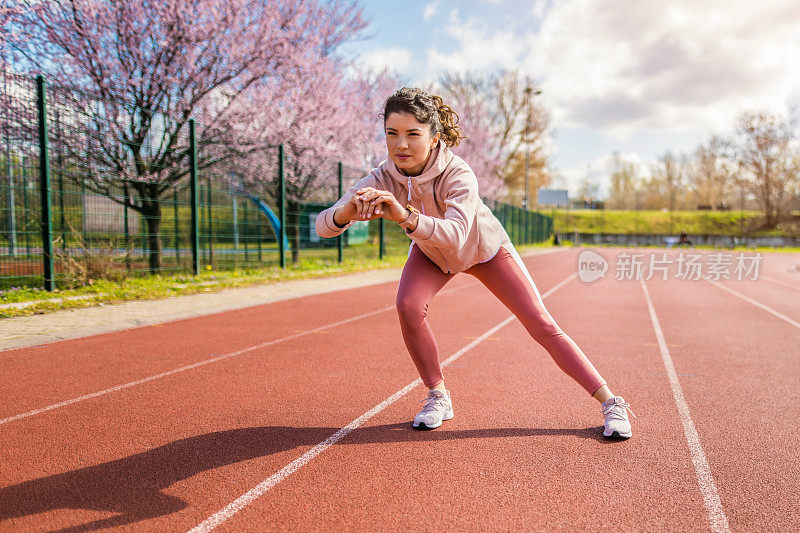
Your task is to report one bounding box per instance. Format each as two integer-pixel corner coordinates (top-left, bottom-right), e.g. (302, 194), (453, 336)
(761, 186), (777, 229)
(140, 189), (163, 273)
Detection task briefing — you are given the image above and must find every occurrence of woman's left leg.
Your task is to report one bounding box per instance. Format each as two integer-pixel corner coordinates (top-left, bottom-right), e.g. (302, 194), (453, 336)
(464, 245), (607, 397)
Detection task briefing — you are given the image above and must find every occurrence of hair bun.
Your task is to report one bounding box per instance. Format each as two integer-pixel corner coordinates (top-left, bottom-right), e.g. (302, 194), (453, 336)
(435, 101), (464, 147)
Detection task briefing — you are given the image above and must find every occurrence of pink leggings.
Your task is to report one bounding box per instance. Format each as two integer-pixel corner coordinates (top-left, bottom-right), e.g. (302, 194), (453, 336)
(396, 244), (607, 396)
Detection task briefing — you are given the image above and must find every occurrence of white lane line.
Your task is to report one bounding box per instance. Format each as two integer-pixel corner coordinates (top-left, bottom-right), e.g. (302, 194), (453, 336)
(760, 275), (800, 292)
(707, 280), (800, 329)
(640, 279), (731, 533)
(188, 275), (573, 533)
(0, 284), (470, 427)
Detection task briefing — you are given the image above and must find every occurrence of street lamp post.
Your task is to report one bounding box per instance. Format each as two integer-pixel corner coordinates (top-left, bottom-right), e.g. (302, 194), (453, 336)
(736, 161), (746, 245)
(522, 87), (542, 211)
(740, 181), (745, 242)
(523, 87), (531, 210)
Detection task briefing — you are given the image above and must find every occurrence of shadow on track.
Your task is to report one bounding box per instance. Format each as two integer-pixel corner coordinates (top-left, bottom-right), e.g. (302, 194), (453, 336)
(0, 423), (609, 531)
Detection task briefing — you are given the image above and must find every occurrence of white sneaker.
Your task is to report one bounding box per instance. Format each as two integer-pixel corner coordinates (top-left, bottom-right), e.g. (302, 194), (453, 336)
(412, 388), (454, 430)
(601, 396), (636, 439)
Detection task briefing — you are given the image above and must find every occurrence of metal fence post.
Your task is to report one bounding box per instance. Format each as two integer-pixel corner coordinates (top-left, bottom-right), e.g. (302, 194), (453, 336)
(379, 218), (385, 260)
(337, 161), (343, 263)
(36, 75), (54, 291)
(278, 143), (286, 269)
(189, 119), (199, 275)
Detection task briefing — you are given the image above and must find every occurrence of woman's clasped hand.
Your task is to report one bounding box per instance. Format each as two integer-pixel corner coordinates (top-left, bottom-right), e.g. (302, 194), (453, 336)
(350, 187), (408, 223)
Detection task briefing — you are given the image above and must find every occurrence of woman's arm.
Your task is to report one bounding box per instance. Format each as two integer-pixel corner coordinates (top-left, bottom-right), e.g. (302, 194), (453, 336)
(332, 204), (356, 228)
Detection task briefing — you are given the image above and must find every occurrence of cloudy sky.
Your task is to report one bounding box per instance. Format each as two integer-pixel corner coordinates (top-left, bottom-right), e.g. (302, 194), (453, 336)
(340, 0), (800, 198)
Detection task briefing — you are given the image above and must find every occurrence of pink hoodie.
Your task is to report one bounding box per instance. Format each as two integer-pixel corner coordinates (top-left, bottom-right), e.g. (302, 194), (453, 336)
(315, 140), (512, 274)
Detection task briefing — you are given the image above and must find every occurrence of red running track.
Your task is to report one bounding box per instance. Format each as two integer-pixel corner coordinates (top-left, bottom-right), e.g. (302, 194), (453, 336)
(0, 247), (798, 532)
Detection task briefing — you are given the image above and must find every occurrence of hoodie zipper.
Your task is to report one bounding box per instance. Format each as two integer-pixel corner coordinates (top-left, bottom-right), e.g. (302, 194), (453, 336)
(407, 178), (425, 215)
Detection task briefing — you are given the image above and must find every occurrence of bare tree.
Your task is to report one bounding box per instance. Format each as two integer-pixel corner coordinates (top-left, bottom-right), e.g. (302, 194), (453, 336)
(647, 151), (684, 211)
(606, 152), (639, 209)
(685, 136), (734, 210)
(438, 68), (550, 203)
(734, 111), (799, 228)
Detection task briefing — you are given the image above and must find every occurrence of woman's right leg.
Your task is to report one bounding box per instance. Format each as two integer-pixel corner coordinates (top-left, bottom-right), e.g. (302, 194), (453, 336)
(396, 244), (454, 389)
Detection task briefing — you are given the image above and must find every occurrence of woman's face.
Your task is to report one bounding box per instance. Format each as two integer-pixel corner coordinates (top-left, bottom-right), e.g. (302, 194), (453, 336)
(384, 112), (439, 176)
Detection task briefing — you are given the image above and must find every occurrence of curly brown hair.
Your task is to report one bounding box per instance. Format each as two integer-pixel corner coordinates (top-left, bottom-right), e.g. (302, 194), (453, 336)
(382, 87), (466, 147)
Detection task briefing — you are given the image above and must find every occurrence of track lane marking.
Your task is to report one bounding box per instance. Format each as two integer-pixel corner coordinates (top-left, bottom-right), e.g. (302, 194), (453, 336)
(0, 284), (472, 426)
(188, 274), (575, 532)
(707, 280), (800, 329)
(640, 279), (731, 533)
(760, 275), (800, 292)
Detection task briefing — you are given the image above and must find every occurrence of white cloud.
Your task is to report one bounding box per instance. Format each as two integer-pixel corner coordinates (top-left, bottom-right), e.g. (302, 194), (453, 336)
(523, 0), (800, 139)
(358, 47), (413, 73)
(531, 0), (549, 20)
(448, 8), (460, 24)
(423, 1), (438, 21)
(425, 11), (526, 74)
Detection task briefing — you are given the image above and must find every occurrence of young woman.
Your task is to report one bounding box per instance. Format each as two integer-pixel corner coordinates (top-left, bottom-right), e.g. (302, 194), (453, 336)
(315, 87), (636, 438)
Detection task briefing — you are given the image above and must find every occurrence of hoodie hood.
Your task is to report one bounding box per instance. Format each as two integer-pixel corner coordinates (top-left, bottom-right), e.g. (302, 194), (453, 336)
(384, 139), (455, 201)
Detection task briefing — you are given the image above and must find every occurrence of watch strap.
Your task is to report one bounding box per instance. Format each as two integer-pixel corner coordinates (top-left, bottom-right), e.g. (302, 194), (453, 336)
(399, 204), (420, 232)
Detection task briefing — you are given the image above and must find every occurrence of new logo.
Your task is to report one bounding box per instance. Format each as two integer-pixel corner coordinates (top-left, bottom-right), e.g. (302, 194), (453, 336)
(577, 250), (608, 283)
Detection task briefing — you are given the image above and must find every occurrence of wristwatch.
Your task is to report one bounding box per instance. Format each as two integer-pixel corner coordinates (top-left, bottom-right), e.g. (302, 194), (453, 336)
(399, 204), (420, 233)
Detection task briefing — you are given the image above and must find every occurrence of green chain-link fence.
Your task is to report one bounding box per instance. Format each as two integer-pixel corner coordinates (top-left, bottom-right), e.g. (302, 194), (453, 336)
(1, 70), (552, 290)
